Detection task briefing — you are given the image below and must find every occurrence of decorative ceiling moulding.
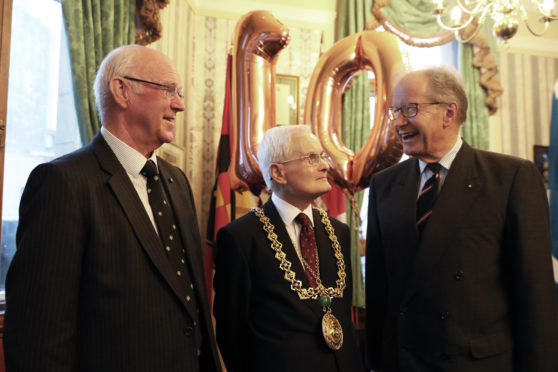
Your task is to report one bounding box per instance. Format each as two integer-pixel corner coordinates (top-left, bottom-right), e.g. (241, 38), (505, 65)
(186, 0), (337, 46)
(498, 34), (558, 57)
(135, 0), (171, 46)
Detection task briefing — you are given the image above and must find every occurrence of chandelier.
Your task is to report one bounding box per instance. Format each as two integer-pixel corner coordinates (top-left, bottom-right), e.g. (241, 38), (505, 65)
(432, 0), (557, 42)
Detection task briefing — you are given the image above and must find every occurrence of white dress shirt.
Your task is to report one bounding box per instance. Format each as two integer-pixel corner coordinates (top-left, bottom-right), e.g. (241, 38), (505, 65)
(417, 137), (463, 198)
(271, 193), (314, 266)
(101, 126), (158, 231)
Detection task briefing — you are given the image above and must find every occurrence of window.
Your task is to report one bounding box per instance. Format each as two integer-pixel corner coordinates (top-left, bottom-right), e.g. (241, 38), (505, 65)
(0, 0), (80, 301)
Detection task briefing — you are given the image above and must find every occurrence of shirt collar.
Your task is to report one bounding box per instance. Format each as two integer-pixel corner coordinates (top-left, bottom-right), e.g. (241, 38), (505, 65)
(418, 136), (463, 174)
(271, 193), (314, 227)
(101, 126), (158, 176)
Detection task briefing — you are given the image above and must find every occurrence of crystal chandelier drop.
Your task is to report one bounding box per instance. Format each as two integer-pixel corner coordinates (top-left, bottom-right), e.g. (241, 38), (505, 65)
(432, 0), (557, 42)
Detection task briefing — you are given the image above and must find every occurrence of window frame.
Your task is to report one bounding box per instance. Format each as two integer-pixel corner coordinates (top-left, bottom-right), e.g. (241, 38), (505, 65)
(0, 0), (14, 319)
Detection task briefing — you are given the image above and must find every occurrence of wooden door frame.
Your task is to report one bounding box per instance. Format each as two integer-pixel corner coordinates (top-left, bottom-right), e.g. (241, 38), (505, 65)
(0, 0), (13, 326)
(0, 0), (12, 242)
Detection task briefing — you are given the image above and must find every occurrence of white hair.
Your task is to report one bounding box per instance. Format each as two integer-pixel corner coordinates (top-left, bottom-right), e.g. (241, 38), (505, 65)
(257, 125), (313, 188)
(93, 45), (144, 123)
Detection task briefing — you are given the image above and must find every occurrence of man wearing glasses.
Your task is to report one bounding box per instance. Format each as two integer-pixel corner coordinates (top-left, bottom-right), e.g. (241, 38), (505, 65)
(213, 125), (364, 372)
(4, 45), (221, 372)
(365, 66), (558, 371)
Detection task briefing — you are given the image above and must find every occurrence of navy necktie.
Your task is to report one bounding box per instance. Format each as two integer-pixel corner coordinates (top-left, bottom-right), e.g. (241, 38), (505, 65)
(141, 160), (203, 350)
(416, 163), (441, 235)
(142, 160), (188, 276)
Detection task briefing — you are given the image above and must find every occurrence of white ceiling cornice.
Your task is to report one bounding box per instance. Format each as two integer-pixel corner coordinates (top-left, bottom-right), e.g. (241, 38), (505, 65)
(187, 0), (337, 46)
(187, 0), (336, 25)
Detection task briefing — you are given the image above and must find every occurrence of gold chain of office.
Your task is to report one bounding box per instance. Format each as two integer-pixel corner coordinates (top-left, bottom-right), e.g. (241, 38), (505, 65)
(251, 207), (347, 300)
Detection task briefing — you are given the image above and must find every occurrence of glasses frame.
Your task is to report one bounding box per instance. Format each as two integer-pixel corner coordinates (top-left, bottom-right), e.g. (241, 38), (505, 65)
(278, 152), (329, 166)
(387, 102), (445, 121)
(123, 76), (184, 99)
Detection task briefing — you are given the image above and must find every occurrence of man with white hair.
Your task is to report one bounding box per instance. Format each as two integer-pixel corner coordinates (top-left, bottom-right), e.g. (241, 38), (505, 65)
(213, 125), (364, 371)
(4, 45), (221, 372)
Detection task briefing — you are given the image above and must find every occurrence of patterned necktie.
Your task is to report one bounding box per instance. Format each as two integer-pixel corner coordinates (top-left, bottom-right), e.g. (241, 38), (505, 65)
(142, 160), (189, 277)
(416, 163), (441, 235)
(141, 160), (202, 348)
(295, 213), (318, 287)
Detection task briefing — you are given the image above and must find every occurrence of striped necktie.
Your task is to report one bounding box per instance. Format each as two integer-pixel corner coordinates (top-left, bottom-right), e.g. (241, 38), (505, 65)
(416, 163), (441, 235)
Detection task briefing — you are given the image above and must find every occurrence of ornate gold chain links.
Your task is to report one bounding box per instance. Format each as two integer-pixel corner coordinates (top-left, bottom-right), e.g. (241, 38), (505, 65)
(251, 207), (346, 300)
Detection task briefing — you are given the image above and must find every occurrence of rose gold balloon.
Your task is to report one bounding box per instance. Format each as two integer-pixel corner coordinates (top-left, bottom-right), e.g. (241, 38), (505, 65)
(304, 30), (404, 194)
(228, 10), (290, 193)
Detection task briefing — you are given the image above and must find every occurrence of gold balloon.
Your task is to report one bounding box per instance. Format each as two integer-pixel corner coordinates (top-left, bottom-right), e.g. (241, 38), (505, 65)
(304, 30), (404, 194)
(229, 10), (290, 193)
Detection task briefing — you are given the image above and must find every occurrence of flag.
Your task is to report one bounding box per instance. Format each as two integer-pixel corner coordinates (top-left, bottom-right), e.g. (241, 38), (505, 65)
(204, 54), (255, 300)
(549, 78), (558, 296)
(316, 185), (347, 222)
(204, 54), (234, 298)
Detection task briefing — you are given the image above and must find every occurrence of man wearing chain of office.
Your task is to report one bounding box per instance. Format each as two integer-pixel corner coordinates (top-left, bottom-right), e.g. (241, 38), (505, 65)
(213, 125), (364, 372)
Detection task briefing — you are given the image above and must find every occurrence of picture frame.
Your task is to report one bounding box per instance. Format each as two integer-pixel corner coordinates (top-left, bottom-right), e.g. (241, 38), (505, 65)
(275, 74), (299, 125)
(533, 145), (549, 187)
(156, 142), (186, 169)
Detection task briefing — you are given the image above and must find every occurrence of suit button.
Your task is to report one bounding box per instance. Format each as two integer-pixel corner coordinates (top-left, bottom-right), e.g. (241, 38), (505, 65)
(399, 309), (407, 316)
(454, 270), (464, 280)
(440, 312), (449, 320)
(184, 326), (194, 336)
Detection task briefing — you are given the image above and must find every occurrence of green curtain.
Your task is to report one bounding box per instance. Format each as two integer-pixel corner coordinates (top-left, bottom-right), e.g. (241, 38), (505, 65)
(381, 0), (447, 36)
(61, 0), (135, 145)
(373, 0), (497, 150)
(459, 22), (498, 150)
(336, 0), (373, 308)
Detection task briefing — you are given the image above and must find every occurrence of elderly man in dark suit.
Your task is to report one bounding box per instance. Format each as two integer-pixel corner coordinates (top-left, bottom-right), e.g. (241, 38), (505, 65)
(365, 66), (558, 372)
(3, 45), (221, 372)
(213, 125), (364, 372)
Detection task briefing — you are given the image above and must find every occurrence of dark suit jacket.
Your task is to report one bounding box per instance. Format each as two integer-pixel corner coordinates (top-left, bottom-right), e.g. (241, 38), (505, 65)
(4, 133), (221, 372)
(365, 141), (558, 372)
(213, 200), (364, 372)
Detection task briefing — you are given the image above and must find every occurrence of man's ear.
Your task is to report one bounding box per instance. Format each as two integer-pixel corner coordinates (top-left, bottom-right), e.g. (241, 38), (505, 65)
(269, 163), (287, 185)
(110, 76), (130, 109)
(443, 102), (458, 127)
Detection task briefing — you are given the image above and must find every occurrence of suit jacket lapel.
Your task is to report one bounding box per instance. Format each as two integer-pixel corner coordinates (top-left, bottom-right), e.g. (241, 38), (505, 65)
(158, 161), (206, 306)
(263, 201), (309, 286)
(380, 159), (422, 306)
(388, 159), (421, 242)
(91, 134), (196, 316)
(403, 142), (484, 304)
(157, 160), (221, 362)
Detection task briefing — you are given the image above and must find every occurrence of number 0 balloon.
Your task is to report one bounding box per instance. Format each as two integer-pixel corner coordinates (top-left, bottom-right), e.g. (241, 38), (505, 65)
(304, 31), (404, 194)
(228, 11), (403, 196)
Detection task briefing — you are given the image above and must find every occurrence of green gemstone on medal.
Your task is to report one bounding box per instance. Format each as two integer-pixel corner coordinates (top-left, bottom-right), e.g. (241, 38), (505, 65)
(318, 295), (331, 308)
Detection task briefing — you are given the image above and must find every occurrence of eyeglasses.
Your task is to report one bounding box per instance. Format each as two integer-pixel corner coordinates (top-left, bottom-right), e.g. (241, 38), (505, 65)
(387, 102), (445, 121)
(123, 76), (184, 99)
(278, 152), (329, 166)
